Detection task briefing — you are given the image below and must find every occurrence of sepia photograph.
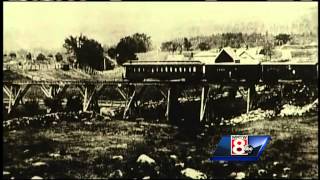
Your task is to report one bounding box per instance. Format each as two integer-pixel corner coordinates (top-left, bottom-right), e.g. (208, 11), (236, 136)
(3, 2), (318, 179)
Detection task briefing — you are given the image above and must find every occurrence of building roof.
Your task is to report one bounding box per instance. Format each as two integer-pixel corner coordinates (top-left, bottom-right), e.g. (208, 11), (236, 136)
(166, 54), (187, 61)
(193, 50), (218, 64)
(238, 50), (255, 60)
(214, 47), (239, 63)
(123, 60), (203, 66)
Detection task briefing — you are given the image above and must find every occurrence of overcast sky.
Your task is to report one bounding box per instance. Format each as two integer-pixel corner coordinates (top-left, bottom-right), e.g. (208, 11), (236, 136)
(3, 2), (317, 52)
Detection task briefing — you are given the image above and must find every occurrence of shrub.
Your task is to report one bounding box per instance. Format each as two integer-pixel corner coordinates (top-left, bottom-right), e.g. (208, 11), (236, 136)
(65, 95), (83, 112)
(44, 97), (63, 112)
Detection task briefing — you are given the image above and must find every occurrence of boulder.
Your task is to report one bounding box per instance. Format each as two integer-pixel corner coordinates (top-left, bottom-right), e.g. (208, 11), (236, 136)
(31, 176), (43, 179)
(108, 169), (123, 178)
(3, 171), (10, 176)
(112, 155), (124, 161)
(49, 153), (60, 158)
(235, 172), (245, 179)
(32, 162), (47, 167)
(136, 154), (156, 165)
(169, 155), (178, 161)
(175, 162), (185, 168)
(258, 169), (267, 176)
(100, 107), (116, 117)
(283, 167), (291, 174)
(181, 168), (207, 179)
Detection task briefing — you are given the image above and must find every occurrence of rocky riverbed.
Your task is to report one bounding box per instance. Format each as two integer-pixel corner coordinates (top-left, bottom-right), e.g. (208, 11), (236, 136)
(3, 102), (318, 179)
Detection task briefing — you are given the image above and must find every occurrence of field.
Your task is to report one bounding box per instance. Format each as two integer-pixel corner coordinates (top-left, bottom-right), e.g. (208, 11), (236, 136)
(3, 111), (318, 179)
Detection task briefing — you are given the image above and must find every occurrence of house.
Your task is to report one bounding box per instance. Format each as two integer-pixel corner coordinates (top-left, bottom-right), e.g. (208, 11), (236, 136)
(237, 49), (260, 63)
(214, 47), (260, 64)
(214, 47), (240, 63)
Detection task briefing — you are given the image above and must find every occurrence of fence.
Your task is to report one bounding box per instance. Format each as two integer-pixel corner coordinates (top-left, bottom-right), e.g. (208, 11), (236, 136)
(4, 63), (62, 71)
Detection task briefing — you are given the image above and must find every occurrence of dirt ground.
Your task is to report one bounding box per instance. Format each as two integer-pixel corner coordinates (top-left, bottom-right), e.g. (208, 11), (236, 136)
(2, 112), (318, 179)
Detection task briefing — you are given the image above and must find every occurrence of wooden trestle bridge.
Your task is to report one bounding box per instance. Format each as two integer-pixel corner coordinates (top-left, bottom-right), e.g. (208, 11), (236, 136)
(3, 78), (314, 122)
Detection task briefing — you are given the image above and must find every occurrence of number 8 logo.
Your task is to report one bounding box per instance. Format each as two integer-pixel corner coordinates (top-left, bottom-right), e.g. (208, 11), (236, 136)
(232, 139), (246, 155)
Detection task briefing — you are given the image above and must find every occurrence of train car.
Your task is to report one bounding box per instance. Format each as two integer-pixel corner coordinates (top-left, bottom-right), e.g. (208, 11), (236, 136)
(204, 62), (261, 83)
(261, 61), (318, 83)
(123, 60), (204, 82)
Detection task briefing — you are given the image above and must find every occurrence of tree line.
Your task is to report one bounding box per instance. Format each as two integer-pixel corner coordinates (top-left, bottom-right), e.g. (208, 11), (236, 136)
(5, 32), (152, 71)
(6, 31), (311, 70)
(161, 32), (295, 52)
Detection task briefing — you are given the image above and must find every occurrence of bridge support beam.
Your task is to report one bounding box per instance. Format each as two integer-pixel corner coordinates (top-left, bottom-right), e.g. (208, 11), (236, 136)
(3, 84), (31, 114)
(52, 84), (69, 98)
(79, 85), (99, 112)
(200, 85), (210, 122)
(246, 84), (256, 113)
(165, 87), (171, 120)
(40, 84), (53, 98)
(246, 86), (251, 113)
(165, 85), (180, 124)
(123, 85), (146, 119)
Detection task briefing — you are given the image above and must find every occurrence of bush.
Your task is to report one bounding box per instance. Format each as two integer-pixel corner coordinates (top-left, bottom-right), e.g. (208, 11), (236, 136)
(44, 97), (63, 112)
(55, 52), (63, 62)
(26, 53), (32, 60)
(36, 53), (46, 61)
(24, 99), (41, 116)
(65, 95), (83, 112)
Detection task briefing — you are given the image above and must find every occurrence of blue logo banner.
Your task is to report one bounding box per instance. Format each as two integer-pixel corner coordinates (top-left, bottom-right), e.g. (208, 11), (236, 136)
(210, 135), (271, 161)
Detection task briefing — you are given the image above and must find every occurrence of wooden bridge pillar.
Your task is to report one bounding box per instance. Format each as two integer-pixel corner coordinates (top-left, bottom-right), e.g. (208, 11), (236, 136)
(199, 85), (210, 122)
(40, 84), (53, 98)
(78, 84), (105, 112)
(246, 84), (256, 113)
(123, 85), (146, 119)
(3, 84), (31, 114)
(165, 85), (180, 124)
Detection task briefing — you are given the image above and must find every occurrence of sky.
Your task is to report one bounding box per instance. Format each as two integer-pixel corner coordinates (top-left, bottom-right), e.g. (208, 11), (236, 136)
(3, 2), (318, 52)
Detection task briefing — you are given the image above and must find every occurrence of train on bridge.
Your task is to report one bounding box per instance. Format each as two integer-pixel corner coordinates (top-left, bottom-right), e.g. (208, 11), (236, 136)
(123, 60), (318, 83)
(123, 49), (318, 83)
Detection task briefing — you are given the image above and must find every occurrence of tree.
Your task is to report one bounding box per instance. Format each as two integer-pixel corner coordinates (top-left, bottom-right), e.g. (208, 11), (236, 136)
(183, 38), (192, 51)
(36, 53), (46, 61)
(115, 36), (138, 65)
(63, 34), (105, 70)
(107, 46), (117, 59)
(275, 33), (291, 46)
(259, 41), (274, 61)
(132, 33), (152, 52)
(55, 52), (63, 62)
(161, 41), (173, 52)
(115, 33), (151, 65)
(198, 42), (210, 51)
(9, 52), (16, 59)
(65, 95), (82, 112)
(26, 53), (32, 60)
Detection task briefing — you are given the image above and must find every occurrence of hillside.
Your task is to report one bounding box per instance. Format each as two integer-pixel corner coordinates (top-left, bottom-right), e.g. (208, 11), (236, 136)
(3, 63), (124, 82)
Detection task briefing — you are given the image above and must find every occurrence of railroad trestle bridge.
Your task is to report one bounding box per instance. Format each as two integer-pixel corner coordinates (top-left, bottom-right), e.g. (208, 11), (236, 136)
(3, 78), (316, 122)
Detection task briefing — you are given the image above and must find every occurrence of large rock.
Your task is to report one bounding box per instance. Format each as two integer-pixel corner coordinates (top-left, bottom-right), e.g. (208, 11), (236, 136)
(108, 169), (123, 178)
(169, 154), (178, 161)
(100, 107), (116, 117)
(31, 176), (43, 179)
(136, 154), (156, 165)
(235, 172), (245, 180)
(258, 169), (267, 176)
(112, 155), (124, 161)
(181, 168), (207, 179)
(32, 162), (47, 167)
